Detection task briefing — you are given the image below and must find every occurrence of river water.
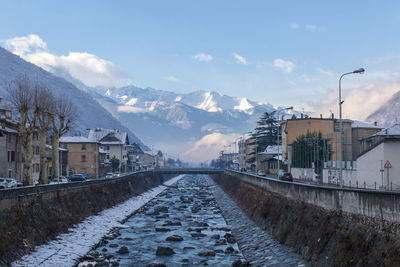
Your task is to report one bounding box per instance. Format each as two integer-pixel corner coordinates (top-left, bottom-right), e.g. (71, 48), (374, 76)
(76, 175), (306, 267)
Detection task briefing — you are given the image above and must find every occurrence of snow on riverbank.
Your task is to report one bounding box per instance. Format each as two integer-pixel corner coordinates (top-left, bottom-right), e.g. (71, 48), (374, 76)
(12, 175), (185, 267)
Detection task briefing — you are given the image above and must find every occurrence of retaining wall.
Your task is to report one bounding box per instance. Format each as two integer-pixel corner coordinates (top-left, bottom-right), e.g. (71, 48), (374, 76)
(213, 171), (400, 266)
(0, 171), (171, 265)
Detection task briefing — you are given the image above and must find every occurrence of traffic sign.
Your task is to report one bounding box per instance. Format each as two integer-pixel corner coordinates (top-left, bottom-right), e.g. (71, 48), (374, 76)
(384, 160), (392, 168)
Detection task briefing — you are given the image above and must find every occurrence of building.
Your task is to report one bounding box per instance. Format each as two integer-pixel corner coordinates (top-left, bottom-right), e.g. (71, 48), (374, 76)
(356, 124), (400, 190)
(351, 121), (383, 160)
(282, 115), (353, 181)
(257, 145), (282, 174)
(0, 101), (22, 179)
(60, 136), (110, 178)
(88, 128), (129, 173)
(238, 138), (246, 170)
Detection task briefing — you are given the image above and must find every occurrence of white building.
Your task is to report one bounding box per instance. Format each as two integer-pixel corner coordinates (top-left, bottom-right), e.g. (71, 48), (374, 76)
(356, 124), (400, 190)
(88, 128), (129, 173)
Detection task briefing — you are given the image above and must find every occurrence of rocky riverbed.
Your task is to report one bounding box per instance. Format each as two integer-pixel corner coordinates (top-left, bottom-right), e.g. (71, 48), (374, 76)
(75, 175), (306, 267)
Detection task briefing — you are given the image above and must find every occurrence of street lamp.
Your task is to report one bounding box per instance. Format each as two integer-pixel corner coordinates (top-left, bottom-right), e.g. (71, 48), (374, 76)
(276, 106), (293, 178)
(339, 68), (365, 187)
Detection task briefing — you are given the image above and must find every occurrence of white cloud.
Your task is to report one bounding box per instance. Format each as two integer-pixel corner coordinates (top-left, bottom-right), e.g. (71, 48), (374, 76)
(193, 53), (213, 62)
(233, 52), (248, 65)
(164, 76), (180, 82)
(273, 58), (295, 73)
(289, 23), (299, 29)
(4, 34), (47, 55)
(305, 25), (326, 31)
(310, 80), (399, 121)
(181, 132), (240, 162)
(318, 68), (335, 76)
(3, 34), (133, 88)
(117, 105), (147, 113)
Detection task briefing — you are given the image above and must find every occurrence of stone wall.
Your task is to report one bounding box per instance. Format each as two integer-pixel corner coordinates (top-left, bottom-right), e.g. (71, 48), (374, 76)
(213, 171), (400, 266)
(0, 171), (169, 265)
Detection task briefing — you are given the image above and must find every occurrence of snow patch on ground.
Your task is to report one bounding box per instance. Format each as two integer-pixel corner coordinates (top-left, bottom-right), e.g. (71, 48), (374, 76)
(12, 175), (185, 267)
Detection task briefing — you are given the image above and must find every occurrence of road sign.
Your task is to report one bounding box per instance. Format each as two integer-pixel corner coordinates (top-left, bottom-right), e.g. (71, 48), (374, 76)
(384, 160), (392, 168)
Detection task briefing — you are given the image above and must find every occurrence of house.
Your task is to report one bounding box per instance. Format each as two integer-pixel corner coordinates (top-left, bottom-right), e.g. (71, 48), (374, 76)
(0, 100), (23, 180)
(356, 124), (400, 190)
(351, 121), (383, 160)
(60, 136), (110, 178)
(88, 128), (129, 173)
(257, 145), (282, 174)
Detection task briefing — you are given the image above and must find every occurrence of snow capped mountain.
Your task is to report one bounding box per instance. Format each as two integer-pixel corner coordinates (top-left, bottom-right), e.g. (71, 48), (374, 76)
(367, 90), (400, 127)
(0, 47), (146, 149)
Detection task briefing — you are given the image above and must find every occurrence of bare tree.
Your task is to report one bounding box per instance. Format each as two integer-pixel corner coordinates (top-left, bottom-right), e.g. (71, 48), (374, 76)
(34, 84), (54, 184)
(50, 97), (77, 179)
(7, 75), (36, 185)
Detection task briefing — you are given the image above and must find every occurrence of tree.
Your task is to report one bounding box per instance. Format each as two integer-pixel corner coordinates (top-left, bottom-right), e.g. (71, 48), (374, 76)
(50, 97), (77, 179)
(111, 156), (120, 172)
(157, 150), (163, 158)
(247, 111), (279, 167)
(34, 85), (54, 184)
(7, 76), (36, 185)
(291, 131), (332, 172)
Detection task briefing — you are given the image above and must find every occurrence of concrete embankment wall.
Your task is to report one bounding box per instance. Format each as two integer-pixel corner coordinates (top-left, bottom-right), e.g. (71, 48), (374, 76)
(0, 171), (171, 265)
(213, 171), (400, 266)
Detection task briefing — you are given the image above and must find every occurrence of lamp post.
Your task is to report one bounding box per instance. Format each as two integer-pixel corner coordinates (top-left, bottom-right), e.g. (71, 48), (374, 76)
(339, 68), (365, 187)
(276, 107), (293, 178)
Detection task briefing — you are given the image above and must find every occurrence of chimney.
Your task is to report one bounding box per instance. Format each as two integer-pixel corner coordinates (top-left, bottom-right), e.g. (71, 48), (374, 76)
(374, 121), (377, 126)
(320, 114), (323, 119)
(331, 113), (334, 119)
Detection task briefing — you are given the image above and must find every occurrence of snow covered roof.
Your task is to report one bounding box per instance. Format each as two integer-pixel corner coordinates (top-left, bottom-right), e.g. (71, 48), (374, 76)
(352, 120), (382, 129)
(99, 148), (109, 154)
(259, 145), (282, 155)
(372, 124), (400, 137)
(88, 128), (128, 145)
(45, 144), (68, 151)
(60, 136), (96, 143)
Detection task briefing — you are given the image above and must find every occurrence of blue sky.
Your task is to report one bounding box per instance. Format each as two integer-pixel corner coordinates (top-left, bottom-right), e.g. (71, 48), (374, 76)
(1, 1), (400, 118)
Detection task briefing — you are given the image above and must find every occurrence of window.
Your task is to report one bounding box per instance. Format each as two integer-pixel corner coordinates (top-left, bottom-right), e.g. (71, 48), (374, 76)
(106, 146), (110, 150)
(11, 151), (15, 162)
(81, 144), (86, 150)
(81, 155), (86, 162)
(8, 169), (12, 178)
(106, 155), (110, 159)
(7, 151), (10, 162)
(64, 143), (68, 149)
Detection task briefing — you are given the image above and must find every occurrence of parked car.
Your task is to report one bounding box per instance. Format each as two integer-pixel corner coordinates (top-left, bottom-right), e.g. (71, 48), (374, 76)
(0, 178), (9, 189)
(68, 174), (86, 182)
(277, 169), (285, 178)
(5, 178), (18, 188)
(112, 171), (120, 177)
(49, 177), (69, 184)
(280, 172), (293, 182)
(78, 173), (88, 179)
(257, 170), (266, 176)
(105, 172), (114, 179)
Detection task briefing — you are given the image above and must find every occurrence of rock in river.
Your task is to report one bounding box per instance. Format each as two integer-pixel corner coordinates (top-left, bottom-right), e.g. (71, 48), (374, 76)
(156, 246), (175, 256)
(166, 234), (184, 241)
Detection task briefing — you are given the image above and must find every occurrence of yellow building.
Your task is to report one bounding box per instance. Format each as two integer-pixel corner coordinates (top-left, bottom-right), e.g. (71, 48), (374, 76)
(282, 116), (353, 169)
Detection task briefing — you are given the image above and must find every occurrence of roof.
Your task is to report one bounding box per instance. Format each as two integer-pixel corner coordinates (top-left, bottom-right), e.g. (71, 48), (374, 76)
(88, 128), (128, 145)
(45, 144), (68, 151)
(0, 126), (18, 134)
(99, 148), (109, 154)
(352, 120), (382, 129)
(372, 124), (400, 137)
(259, 145), (282, 155)
(60, 136), (96, 143)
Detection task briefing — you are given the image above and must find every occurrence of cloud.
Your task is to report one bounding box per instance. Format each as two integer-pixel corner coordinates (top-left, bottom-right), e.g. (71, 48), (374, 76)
(181, 132), (240, 162)
(289, 23), (299, 29)
(4, 34), (47, 55)
(305, 25), (326, 31)
(273, 58), (295, 73)
(164, 76), (180, 82)
(2, 34), (133, 88)
(310, 80), (400, 121)
(233, 52), (248, 65)
(318, 68), (335, 76)
(193, 53), (213, 62)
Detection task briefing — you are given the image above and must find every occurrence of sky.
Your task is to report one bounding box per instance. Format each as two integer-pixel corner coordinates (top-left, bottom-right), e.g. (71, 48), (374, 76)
(1, 1), (400, 119)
